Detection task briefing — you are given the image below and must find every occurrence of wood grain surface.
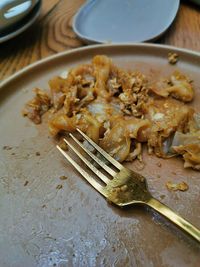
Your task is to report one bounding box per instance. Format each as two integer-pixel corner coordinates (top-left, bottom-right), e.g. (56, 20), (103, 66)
(0, 0), (200, 81)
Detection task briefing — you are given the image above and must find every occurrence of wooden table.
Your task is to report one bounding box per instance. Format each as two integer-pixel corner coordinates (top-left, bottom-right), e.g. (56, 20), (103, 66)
(0, 0), (200, 81)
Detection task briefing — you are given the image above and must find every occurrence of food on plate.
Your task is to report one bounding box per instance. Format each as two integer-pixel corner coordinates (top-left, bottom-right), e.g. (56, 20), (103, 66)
(168, 52), (179, 65)
(59, 175), (68, 180)
(166, 181), (189, 192)
(56, 184), (63, 190)
(150, 71), (194, 102)
(23, 88), (51, 124)
(23, 55), (200, 170)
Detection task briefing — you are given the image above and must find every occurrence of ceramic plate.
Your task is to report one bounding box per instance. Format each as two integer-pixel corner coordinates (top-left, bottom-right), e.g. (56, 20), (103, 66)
(73, 0), (180, 43)
(0, 44), (200, 267)
(0, 0), (41, 44)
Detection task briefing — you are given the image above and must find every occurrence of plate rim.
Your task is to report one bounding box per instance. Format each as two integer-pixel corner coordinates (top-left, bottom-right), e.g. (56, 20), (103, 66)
(0, 42), (200, 89)
(72, 0), (180, 44)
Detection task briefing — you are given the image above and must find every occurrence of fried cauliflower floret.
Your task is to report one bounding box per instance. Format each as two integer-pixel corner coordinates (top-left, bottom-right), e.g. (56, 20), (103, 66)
(49, 65), (96, 115)
(173, 143), (200, 170)
(22, 88), (51, 124)
(92, 55), (112, 99)
(49, 77), (68, 110)
(49, 110), (101, 143)
(171, 130), (200, 170)
(151, 71), (194, 102)
(100, 117), (150, 162)
(143, 98), (194, 157)
(169, 71), (194, 102)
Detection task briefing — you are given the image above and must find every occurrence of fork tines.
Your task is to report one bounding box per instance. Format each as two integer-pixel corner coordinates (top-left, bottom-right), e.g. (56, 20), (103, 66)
(56, 129), (123, 196)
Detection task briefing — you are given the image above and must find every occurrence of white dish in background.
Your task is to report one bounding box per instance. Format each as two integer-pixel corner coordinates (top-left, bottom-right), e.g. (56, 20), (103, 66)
(0, 0), (41, 44)
(73, 0), (180, 44)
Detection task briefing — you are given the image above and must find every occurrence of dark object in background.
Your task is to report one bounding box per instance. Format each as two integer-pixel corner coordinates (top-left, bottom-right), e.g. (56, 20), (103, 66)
(0, 0), (41, 43)
(189, 0), (200, 5)
(0, 0), (39, 33)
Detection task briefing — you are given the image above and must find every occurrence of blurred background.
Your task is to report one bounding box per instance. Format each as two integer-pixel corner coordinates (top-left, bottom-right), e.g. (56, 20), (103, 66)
(0, 0), (199, 81)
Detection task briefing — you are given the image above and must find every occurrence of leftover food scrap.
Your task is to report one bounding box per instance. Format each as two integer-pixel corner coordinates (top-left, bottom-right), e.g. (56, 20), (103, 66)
(56, 184), (63, 190)
(23, 55), (200, 170)
(166, 181), (189, 192)
(59, 175), (68, 180)
(168, 52), (179, 65)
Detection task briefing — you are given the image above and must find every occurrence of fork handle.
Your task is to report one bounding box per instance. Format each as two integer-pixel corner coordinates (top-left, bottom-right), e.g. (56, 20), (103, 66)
(147, 198), (200, 243)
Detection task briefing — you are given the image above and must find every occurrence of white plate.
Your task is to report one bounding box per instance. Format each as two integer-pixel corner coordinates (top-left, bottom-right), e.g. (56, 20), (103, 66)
(73, 0), (180, 43)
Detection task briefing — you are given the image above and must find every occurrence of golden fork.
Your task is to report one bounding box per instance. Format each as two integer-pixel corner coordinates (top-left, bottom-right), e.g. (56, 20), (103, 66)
(57, 129), (200, 243)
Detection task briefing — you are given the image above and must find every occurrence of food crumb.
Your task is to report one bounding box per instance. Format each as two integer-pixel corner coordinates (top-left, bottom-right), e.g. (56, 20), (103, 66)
(112, 246), (116, 252)
(36, 152), (40, 156)
(24, 180), (29, 186)
(156, 162), (162, 167)
(68, 206), (72, 212)
(56, 184), (63, 190)
(59, 175), (68, 180)
(166, 181), (189, 192)
(3, 145), (12, 150)
(135, 161), (145, 171)
(168, 52), (179, 64)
